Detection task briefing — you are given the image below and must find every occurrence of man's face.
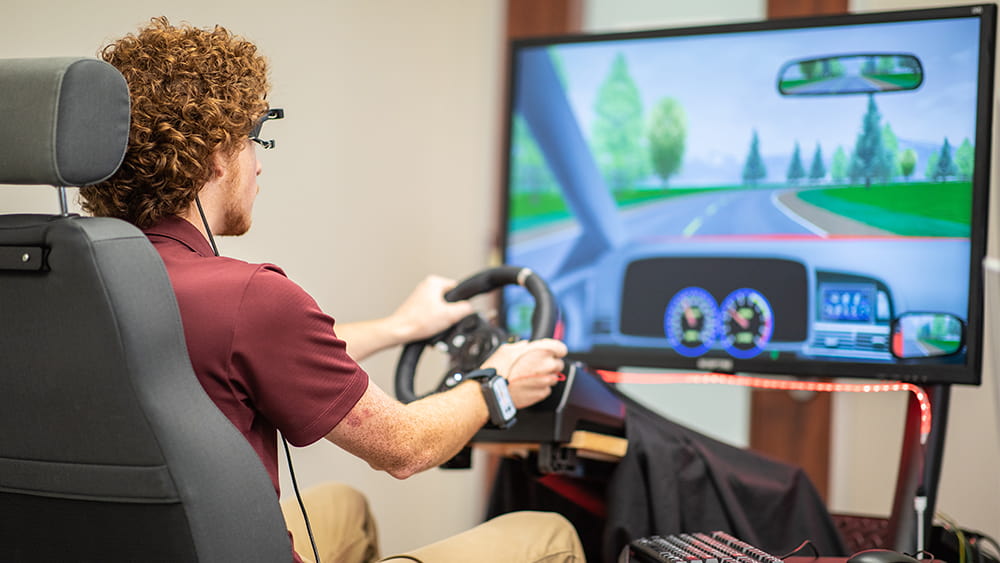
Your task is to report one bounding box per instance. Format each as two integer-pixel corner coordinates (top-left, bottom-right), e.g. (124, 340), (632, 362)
(218, 139), (261, 236)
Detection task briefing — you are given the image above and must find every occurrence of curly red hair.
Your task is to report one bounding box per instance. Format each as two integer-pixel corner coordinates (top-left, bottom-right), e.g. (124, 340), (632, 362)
(80, 17), (270, 228)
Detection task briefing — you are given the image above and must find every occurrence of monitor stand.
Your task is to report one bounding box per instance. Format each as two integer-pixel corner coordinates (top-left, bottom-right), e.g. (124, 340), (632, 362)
(889, 383), (951, 554)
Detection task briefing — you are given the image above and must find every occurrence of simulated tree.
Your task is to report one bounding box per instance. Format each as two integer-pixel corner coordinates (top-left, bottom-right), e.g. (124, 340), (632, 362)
(932, 138), (959, 181)
(787, 142), (805, 184)
(881, 123), (901, 179)
(955, 138), (975, 180)
(899, 148), (917, 180)
(592, 53), (647, 191)
(510, 116), (558, 196)
(850, 94), (892, 188)
(799, 60), (822, 80)
(831, 146), (849, 183)
(809, 144), (826, 183)
(647, 98), (687, 186)
(924, 152), (940, 181)
(742, 130), (767, 185)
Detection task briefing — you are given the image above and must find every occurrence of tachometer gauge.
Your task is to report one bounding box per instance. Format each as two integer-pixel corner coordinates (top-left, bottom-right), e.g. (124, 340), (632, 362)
(664, 287), (719, 357)
(720, 288), (773, 359)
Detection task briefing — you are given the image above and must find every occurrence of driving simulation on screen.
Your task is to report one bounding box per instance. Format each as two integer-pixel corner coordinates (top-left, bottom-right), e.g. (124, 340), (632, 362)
(502, 6), (995, 384)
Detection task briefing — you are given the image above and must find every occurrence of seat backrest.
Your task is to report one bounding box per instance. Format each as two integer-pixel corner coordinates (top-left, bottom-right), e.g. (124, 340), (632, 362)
(0, 57), (292, 562)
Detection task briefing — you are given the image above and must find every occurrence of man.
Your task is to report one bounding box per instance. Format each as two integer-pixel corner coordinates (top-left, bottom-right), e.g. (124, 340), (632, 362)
(79, 17), (584, 563)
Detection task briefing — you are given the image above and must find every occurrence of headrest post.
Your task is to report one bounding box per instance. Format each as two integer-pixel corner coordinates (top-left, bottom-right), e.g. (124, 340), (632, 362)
(57, 186), (70, 216)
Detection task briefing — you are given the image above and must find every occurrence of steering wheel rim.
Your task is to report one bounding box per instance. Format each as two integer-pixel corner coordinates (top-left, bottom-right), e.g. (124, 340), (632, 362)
(394, 265), (557, 404)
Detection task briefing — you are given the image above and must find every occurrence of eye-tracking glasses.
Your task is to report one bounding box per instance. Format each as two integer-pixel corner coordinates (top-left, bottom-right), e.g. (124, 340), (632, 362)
(249, 108), (284, 149)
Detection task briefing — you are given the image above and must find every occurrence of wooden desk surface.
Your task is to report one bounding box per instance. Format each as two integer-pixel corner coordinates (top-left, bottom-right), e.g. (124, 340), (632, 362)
(474, 429), (628, 461)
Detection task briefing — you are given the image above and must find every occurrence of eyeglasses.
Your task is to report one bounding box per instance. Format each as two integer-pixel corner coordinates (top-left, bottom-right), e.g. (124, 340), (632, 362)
(249, 108), (284, 149)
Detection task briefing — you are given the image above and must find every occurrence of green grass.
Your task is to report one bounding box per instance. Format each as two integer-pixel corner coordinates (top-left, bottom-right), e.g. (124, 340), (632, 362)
(508, 192), (573, 231)
(615, 187), (722, 207)
(780, 72), (920, 92)
(508, 181), (974, 238)
(778, 78), (811, 90)
(865, 72), (921, 88)
(796, 181), (972, 237)
(507, 186), (722, 232)
(913, 337), (962, 355)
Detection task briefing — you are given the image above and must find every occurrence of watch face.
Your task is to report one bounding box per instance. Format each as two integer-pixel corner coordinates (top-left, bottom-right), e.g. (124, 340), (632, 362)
(489, 377), (517, 423)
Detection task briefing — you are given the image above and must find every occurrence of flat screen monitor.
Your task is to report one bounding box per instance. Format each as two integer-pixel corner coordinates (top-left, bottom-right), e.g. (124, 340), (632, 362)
(500, 4), (996, 385)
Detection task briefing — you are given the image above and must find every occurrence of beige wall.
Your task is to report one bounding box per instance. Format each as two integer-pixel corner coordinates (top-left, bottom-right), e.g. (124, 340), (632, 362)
(4, 0), (997, 554)
(2, 0), (504, 555)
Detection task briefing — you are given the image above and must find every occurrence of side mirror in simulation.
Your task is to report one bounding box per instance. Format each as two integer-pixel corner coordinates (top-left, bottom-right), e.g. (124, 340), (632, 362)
(890, 312), (965, 359)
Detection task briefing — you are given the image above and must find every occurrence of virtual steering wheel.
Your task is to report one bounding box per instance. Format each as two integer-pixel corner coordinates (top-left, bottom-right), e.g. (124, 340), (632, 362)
(394, 265), (558, 404)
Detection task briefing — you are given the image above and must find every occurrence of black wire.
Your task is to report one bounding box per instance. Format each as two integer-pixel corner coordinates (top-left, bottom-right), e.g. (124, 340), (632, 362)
(779, 539), (818, 559)
(283, 435), (321, 563)
(196, 198), (320, 563)
(194, 196), (220, 256)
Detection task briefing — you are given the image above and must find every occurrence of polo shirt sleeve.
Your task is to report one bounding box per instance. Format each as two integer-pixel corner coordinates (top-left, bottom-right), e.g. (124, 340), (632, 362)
(230, 265), (369, 447)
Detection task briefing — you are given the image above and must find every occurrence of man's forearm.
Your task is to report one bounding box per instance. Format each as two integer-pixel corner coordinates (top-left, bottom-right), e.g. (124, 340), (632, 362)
(326, 379), (490, 479)
(335, 275), (475, 362)
(393, 381), (490, 476)
(335, 317), (407, 362)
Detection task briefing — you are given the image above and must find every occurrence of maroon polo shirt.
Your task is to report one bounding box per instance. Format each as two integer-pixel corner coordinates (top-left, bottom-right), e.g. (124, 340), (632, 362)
(143, 216), (369, 497)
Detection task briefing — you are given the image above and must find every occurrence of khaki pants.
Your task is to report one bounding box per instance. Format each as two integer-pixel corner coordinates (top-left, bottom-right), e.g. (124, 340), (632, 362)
(281, 482), (585, 563)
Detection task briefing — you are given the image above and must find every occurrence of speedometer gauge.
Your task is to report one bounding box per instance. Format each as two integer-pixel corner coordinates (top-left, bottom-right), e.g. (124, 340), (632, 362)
(720, 288), (773, 359)
(664, 287), (719, 357)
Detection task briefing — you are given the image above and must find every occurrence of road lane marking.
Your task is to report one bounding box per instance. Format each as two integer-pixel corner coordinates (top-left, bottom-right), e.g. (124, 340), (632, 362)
(771, 190), (828, 237)
(682, 217), (703, 237)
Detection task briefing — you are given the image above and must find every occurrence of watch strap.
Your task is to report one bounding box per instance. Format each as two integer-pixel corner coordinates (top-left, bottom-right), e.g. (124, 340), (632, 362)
(464, 368), (516, 428)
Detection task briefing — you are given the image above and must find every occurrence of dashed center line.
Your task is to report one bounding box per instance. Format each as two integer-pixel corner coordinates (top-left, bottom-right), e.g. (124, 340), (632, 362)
(682, 217), (703, 237)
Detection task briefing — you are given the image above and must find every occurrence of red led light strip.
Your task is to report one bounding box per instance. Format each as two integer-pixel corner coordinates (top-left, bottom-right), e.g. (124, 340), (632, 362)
(596, 370), (932, 442)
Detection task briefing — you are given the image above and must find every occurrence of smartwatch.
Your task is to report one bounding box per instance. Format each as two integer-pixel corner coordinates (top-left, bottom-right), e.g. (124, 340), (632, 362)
(464, 368), (517, 429)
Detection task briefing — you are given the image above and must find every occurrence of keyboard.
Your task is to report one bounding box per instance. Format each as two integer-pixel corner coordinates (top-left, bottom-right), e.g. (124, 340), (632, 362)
(623, 531), (784, 563)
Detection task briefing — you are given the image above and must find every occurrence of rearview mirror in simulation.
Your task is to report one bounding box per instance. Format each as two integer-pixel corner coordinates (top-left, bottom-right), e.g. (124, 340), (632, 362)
(778, 53), (923, 96)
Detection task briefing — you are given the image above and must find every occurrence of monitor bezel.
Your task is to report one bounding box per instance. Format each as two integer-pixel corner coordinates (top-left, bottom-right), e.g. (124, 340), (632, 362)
(498, 4), (997, 386)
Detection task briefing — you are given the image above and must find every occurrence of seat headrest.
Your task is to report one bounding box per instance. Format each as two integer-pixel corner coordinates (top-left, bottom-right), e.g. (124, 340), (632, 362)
(0, 57), (130, 187)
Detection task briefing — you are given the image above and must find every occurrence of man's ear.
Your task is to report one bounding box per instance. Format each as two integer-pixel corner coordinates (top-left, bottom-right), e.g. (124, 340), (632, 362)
(208, 148), (230, 179)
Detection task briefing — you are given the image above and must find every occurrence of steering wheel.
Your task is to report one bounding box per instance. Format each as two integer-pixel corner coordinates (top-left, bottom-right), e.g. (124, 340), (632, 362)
(394, 265), (558, 404)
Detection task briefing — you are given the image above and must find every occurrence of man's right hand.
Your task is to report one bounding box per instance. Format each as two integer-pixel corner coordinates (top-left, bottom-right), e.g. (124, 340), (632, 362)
(481, 339), (568, 409)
